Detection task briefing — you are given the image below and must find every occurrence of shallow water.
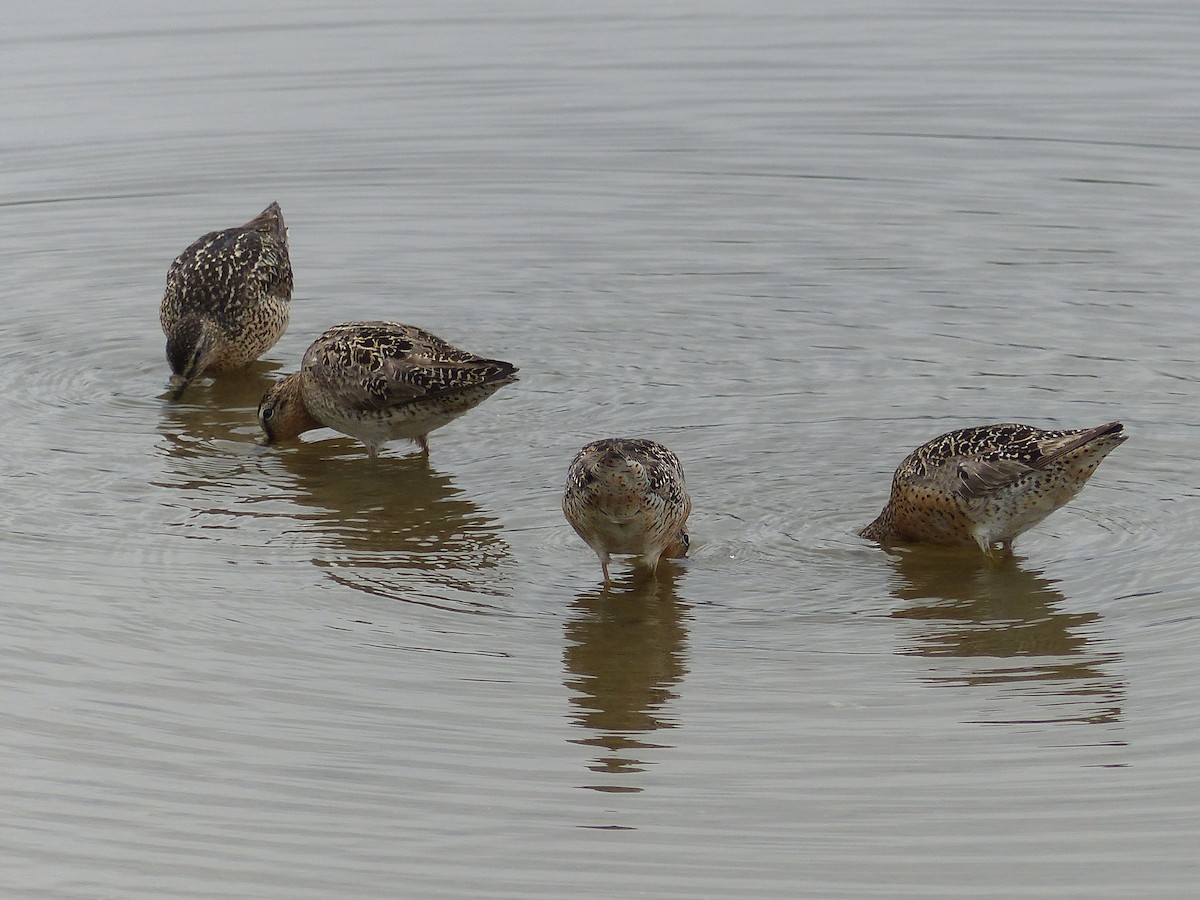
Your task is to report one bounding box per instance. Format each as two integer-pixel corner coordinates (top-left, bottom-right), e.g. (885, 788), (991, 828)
(3, 1), (1199, 897)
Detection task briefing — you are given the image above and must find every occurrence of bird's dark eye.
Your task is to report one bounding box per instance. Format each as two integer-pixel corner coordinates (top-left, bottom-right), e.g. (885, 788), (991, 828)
(261, 407), (274, 421)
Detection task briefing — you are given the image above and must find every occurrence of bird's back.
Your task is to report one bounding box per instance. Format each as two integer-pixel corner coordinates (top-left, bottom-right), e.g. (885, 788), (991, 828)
(296, 321), (519, 452)
(861, 421), (1126, 551)
(563, 438), (691, 560)
(161, 202), (293, 377)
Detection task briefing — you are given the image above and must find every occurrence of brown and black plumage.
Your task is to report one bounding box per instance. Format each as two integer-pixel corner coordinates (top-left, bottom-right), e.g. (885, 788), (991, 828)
(257, 321), (518, 457)
(860, 421), (1127, 554)
(563, 438), (691, 583)
(160, 202), (293, 398)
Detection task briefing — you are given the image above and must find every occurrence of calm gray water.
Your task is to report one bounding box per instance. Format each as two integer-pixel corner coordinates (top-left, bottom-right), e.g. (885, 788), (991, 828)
(3, 1), (1199, 897)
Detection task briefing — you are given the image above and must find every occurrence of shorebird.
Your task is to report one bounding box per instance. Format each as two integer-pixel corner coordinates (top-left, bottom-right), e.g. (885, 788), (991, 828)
(257, 320), (517, 457)
(860, 420), (1127, 554)
(563, 438), (691, 583)
(160, 201), (293, 398)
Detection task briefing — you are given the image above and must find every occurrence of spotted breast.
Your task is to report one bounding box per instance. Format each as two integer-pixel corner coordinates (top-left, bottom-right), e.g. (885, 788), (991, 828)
(160, 202), (293, 398)
(860, 420), (1127, 554)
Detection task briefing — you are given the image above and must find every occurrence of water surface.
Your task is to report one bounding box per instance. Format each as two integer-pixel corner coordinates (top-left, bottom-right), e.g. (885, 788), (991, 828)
(3, 1), (1199, 897)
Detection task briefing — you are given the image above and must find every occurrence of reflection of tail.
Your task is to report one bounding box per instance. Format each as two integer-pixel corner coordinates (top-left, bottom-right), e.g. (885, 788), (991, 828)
(563, 569), (689, 787)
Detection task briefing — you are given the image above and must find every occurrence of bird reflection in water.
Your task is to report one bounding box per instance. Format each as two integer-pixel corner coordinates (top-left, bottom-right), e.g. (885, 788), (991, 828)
(157, 360), (281, 459)
(563, 564), (689, 794)
(886, 547), (1125, 728)
(276, 447), (510, 605)
(158, 375), (509, 604)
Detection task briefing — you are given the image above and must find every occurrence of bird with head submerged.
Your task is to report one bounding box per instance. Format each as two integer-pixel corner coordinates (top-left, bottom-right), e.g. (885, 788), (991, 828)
(160, 202), (293, 399)
(257, 320), (518, 458)
(562, 437), (692, 584)
(860, 420), (1127, 555)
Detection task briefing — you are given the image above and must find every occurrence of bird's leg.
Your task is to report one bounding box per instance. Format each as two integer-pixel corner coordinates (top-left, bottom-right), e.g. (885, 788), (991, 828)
(631, 553), (661, 584)
(416, 434), (430, 456)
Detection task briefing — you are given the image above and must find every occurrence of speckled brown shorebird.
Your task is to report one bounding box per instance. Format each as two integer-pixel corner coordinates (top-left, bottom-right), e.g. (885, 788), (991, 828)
(160, 201), (293, 398)
(257, 321), (518, 457)
(860, 420), (1127, 554)
(563, 438), (692, 583)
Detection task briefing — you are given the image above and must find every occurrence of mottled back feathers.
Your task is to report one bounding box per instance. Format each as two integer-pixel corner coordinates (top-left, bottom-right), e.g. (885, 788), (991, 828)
(258, 320), (518, 457)
(302, 321), (517, 413)
(861, 421), (1127, 553)
(160, 202), (293, 394)
(563, 438), (692, 583)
